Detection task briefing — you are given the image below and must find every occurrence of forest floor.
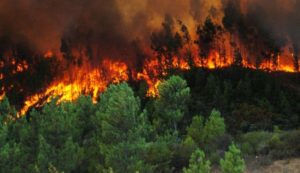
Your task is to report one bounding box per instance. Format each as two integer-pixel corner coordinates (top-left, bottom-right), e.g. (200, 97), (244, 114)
(212, 158), (300, 173)
(246, 159), (300, 173)
(246, 158), (300, 173)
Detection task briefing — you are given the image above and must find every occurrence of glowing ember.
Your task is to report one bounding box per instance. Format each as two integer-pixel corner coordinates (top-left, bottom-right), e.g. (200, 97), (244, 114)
(44, 50), (54, 58)
(0, 92), (5, 100)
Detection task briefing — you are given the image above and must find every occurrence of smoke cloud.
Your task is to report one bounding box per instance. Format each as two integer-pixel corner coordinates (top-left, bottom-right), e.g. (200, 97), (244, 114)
(0, 0), (299, 110)
(227, 0), (300, 48)
(0, 0), (299, 55)
(0, 0), (224, 53)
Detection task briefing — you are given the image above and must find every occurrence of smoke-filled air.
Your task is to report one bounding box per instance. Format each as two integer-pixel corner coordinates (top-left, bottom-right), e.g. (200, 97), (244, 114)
(0, 0), (299, 115)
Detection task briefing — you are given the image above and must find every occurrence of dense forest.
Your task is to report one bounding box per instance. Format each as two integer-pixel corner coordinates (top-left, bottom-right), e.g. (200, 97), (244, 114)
(0, 0), (300, 172)
(0, 67), (299, 173)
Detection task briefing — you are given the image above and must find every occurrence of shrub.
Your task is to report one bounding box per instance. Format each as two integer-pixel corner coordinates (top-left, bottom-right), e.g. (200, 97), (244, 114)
(238, 131), (272, 155)
(270, 130), (300, 159)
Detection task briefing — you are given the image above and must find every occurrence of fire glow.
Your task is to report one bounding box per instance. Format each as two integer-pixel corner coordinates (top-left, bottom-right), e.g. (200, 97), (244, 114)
(19, 58), (129, 116)
(15, 46), (298, 116)
(0, 0), (299, 115)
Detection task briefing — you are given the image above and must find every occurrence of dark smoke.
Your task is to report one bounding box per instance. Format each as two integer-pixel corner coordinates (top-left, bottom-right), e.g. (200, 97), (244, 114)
(0, 0), (299, 52)
(223, 0), (300, 50)
(0, 0), (226, 54)
(0, 0), (131, 56)
(0, 0), (299, 108)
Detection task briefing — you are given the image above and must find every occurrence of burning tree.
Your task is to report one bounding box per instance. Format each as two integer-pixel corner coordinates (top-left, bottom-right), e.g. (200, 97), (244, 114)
(0, 0), (298, 115)
(151, 15), (183, 69)
(293, 44), (299, 72)
(195, 17), (223, 67)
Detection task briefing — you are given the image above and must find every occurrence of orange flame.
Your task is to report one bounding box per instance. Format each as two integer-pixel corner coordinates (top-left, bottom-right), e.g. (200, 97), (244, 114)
(11, 50), (300, 116)
(44, 50), (54, 59)
(19, 58), (128, 116)
(0, 37), (298, 116)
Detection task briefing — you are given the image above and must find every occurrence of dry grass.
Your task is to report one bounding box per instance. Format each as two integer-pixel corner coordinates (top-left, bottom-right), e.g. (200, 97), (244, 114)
(212, 158), (300, 173)
(246, 158), (300, 173)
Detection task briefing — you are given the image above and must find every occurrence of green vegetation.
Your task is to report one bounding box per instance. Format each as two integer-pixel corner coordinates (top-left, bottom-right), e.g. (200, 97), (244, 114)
(0, 71), (299, 173)
(183, 149), (211, 173)
(154, 75), (190, 133)
(220, 143), (245, 173)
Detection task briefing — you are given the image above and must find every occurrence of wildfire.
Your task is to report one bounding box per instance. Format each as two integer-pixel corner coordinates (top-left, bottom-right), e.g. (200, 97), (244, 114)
(16, 60), (29, 73)
(0, 91), (5, 100)
(44, 50), (54, 59)
(0, 19), (298, 116)
(137, 55), (191, 97)
(12, 47), (299, 116)
(0, 0), (300, 117)
(19, 59), (129, 116)
(193, 50), (233, 69)
(7, 43), (296, 116)
(258, 56), (295, 73)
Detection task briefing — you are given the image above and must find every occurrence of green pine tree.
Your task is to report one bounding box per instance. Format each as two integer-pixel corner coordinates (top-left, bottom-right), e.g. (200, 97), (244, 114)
(220, 143), (245, 173)
(183, 149), (211, 173)
(155, 75), (190, 132)
(97, 83), (153, 173)
(203, 109), (225, 143)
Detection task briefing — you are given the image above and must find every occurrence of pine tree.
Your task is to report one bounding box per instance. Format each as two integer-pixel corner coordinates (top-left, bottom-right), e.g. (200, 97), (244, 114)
(233, 48), (243, 67)
(33, 100), (82, 173)
(203, 109), (226, 144)
(155, 75), (190, 132)
(220, 143), (245, 173)
(97, 83), (153, 173)
(187, 116), (205, 144)
(183, 149), (211, 173)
